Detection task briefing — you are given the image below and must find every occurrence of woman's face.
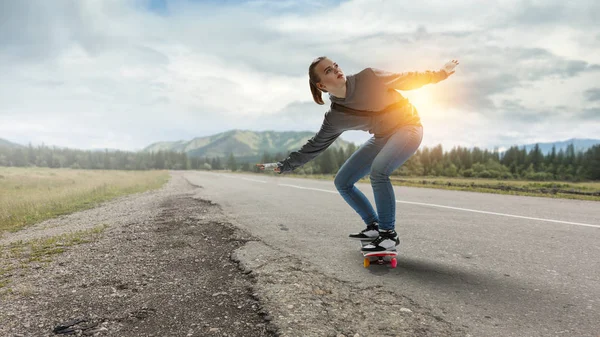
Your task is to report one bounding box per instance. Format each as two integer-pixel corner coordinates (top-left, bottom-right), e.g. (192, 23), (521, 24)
(315, 58), (345, 91)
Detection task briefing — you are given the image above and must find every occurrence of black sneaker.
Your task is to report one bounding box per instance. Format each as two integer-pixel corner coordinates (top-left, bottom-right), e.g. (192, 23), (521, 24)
(349, 222), (379, 240)
(361, 229), (400, 252)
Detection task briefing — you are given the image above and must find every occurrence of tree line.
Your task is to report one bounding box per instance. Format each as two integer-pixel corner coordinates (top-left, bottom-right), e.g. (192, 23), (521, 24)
(1, 142), (599, 181)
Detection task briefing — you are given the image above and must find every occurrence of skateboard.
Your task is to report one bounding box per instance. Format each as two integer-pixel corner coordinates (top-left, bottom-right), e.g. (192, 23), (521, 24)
(360, 239), (398, 268)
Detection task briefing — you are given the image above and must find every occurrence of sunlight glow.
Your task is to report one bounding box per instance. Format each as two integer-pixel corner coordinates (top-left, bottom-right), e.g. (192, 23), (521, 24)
(401, 87), (439, 118)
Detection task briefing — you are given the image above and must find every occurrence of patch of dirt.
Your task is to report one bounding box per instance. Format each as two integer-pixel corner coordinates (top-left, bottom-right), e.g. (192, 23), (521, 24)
(233, 241), (467, 337)
(0, 174), (277, 337)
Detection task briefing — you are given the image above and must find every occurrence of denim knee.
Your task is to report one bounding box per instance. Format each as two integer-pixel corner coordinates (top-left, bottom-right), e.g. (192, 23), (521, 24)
(334, 173), (348, 191)
(369, 169), (389, 183)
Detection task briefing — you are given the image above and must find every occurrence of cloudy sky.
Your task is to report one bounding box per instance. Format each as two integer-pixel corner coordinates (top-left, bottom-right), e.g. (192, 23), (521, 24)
(1, 0), (599, 151)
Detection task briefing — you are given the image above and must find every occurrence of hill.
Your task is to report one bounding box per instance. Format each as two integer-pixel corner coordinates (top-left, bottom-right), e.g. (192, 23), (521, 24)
(0, 138), (24, 149)
(514, 138), (600, 154)
(142, 129), (354, 161)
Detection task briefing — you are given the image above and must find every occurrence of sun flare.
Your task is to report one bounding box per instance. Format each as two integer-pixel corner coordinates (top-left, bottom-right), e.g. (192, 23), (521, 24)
(401, 87), (438, 116)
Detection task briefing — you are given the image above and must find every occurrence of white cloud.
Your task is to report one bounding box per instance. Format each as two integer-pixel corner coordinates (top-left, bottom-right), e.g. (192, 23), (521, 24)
(0, 0), (598, 152)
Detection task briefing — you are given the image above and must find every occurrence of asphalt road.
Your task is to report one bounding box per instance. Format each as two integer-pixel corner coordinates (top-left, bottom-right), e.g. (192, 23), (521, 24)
(183, 171), (600, 337)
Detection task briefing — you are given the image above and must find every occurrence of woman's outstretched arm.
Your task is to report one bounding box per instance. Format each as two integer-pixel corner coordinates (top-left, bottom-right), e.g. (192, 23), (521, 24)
(257, 115), (343, 174)
(371, 59), (459, 91)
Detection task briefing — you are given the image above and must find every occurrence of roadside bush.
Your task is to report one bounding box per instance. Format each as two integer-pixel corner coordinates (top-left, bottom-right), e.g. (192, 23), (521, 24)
(525, 171), (554, 181)
(461, 169), (474, 177)
(443, 164), (458, 177)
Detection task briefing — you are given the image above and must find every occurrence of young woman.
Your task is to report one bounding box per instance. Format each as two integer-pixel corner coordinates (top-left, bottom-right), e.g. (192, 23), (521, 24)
(257, 57), (459, 252)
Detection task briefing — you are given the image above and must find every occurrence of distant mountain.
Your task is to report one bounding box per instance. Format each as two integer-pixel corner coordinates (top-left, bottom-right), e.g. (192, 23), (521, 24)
(89, 148), (123, 153)
(0, 138), (24, 149)
(142, 129), (354, 161)
(509, 138), (600, 154)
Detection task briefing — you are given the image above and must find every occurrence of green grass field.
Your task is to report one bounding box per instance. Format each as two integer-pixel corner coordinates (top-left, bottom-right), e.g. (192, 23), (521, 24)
(0, 167), (170, 234)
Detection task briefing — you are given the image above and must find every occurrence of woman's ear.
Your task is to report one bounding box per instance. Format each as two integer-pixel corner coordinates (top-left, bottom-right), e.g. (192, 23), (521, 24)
(317, 82), (326, 91)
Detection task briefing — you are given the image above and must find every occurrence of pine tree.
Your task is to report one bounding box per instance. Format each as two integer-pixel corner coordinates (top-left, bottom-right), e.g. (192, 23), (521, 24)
(227, 153), (238, 171)
(317, 149), (337, 174)
(529, 144), (544, 172)
(584, 145), (600, 179)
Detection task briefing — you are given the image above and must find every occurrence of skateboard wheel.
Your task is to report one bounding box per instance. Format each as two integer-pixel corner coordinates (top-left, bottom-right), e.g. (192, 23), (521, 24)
(391, 258), (397, 268)
(363, 258), (370, 268)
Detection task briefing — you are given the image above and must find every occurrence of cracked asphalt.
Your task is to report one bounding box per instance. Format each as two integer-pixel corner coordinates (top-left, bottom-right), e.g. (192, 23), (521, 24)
(185, 170), (600, 337)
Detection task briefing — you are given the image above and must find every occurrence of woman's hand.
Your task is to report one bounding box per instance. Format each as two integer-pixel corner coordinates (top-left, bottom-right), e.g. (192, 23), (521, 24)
(442, 59), (459, 76)
(256, 163), (281, 173)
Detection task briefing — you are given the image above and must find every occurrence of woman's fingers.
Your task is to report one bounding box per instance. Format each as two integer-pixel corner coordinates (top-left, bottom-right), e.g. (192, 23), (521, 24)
(256, 163), (279, 172)
(442, 60), (459, 76)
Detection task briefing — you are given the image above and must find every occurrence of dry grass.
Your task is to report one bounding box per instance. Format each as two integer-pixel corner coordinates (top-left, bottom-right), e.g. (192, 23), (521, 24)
(0, 167), (169, 233)
(390, 176), (600, 190)
(0, 224), (108, 293)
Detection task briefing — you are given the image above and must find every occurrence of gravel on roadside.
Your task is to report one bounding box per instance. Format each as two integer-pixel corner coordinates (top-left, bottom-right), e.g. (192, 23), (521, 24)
(0, 172), (277, 337)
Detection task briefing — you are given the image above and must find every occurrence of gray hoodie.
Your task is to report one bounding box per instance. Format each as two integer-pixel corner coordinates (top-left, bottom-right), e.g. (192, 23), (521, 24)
(277, 67), (448, 174)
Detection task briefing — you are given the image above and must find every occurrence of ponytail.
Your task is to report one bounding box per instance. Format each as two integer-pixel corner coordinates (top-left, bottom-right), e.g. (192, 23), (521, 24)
(309, 80), (324, 105)
(308, 56), (327, 105)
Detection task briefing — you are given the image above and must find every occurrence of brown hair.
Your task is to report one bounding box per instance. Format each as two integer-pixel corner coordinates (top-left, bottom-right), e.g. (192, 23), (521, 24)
(309, 56), (327, 105)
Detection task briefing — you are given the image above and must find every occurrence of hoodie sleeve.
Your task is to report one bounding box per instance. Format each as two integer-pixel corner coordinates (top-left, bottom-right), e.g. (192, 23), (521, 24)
(369, 67), (448, 91)
(278, 114), (343, 174)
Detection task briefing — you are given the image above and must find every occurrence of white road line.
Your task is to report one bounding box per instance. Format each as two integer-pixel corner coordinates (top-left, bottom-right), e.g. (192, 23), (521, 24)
(277, 183), (599, 229)
(241, 178), (267, 183)
(278, 184), (338, 194)
(210, 173), (267, 183)
(396, 200), (600, 228)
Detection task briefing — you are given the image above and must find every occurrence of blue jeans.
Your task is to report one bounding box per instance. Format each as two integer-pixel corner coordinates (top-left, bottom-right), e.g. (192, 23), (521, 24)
(334, 124), (423, 230)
